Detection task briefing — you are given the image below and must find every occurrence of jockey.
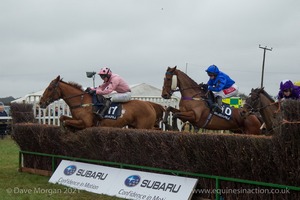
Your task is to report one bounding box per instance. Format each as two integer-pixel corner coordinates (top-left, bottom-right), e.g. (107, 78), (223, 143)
(86, 67), (131, 118)
(277, 80), (300, 101)
(205, 64), (239, 112)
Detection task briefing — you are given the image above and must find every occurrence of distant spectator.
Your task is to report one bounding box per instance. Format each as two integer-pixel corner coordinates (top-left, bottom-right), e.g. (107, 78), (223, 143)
(0, 102), (8, 137)
(0, 102), (8, 117)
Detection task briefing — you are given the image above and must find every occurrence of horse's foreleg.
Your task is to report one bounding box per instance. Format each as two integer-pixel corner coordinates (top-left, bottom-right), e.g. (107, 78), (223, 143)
(173, 110), (196, 123)
(171, 110), (198, 131)
(163, 106), (180, 131)
(162, 107), (170, 124)
(243, 114), (262, 135)
(171, 115), (179, 131)
(59, 115), (85, 130)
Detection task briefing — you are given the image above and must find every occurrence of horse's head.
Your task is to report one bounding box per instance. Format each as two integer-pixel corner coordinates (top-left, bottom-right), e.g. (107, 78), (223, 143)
(162, 66), (208, 99)
(244, 88), (265, 111)
(39, 76), (62, 108)
(161, 66), (178, 99)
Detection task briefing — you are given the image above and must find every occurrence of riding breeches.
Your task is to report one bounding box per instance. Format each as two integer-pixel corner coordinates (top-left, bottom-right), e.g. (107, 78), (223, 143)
(103, 92), (132, 102)
(214, 84), (239, 98)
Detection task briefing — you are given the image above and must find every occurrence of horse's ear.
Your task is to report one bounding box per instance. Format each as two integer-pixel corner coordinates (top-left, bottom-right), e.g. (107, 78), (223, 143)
(56, 75), (60, 81)
(174, 66), (177, 69)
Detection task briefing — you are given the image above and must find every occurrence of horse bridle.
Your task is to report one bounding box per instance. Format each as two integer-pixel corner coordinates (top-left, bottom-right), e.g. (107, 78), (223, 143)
(48, 80), (88, 109)
(164, 71), (179, 95)
(165, 70), (208, 99)
(44, 81), (61, 105)
(246, 92), (277, 113)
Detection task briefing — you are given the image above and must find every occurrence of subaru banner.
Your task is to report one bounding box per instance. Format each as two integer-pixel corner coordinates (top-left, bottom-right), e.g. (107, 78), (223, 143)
(49, 160), (198, 200)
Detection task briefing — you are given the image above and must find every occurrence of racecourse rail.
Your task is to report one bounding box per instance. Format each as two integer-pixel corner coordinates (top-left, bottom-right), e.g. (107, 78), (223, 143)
(19, 150), (300, 200)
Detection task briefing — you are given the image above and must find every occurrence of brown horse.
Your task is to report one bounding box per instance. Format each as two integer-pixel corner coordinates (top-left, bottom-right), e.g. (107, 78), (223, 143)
(161, 66), (262, 135)
(39, 76), (158, 130)
(244, 87), (281, 133)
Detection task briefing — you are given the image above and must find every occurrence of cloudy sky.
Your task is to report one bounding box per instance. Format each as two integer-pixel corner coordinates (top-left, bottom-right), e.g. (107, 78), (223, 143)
(1, 0), (300, 99)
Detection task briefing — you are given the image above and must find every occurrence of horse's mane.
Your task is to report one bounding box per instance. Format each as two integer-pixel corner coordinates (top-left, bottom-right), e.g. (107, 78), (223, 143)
(59, 79), (84, 91)
(174, 68), (211, 98)
(176, 69), (199, 87)
(261, 88), (275, 102)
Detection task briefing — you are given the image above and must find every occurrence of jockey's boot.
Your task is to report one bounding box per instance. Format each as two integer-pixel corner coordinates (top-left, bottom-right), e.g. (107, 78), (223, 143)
(97, 98), (111, 118)
(213, 96), (222, 113)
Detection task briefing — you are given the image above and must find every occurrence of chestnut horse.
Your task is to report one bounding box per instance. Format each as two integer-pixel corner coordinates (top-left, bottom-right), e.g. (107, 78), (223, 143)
(244, 87), (281, 133)
(39, 76), (158, 130)
(161, 66), (262, 135)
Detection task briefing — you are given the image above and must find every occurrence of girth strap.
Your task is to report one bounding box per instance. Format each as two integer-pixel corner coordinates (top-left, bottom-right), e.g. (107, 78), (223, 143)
(202, 112), (214, 128)
(181, 96), (203, 101)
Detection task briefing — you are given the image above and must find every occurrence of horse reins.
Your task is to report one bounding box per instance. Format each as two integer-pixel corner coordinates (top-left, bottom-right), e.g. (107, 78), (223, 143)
(165, 70), (207, 100)
(247, 96), (279, 113)
(52, 81), (92, 109)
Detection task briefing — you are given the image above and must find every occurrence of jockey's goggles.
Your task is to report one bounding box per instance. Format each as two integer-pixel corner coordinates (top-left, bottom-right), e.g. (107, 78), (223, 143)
(207, 73), (216, 77)
(99, 74), (108, 79)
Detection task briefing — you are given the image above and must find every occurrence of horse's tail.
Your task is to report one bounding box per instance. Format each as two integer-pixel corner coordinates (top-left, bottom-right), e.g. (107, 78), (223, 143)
(146, 102), (166, 128)
(147, 102), (165, 116)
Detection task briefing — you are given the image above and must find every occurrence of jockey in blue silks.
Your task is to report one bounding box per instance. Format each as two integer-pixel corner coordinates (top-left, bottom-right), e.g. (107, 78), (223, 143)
(277, 80), (300, 101)
(205, 64), (239, 112)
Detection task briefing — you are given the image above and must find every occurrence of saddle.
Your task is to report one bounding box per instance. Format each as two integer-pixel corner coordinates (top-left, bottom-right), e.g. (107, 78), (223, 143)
(92, 94), (105, 109)
(199, 83), (219, 110)
(199, 83), (232, 120)
(91, 94), (121, 119)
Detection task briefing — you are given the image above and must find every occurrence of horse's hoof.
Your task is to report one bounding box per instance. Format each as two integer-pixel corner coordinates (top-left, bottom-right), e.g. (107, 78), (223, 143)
(164, 125), (172, 131)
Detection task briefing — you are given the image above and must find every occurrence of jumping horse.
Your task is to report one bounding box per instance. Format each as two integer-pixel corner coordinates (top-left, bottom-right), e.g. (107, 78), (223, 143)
(39, 76), (159, 130)
(161, 66), (262, 135)
(244, 87), (281, 133)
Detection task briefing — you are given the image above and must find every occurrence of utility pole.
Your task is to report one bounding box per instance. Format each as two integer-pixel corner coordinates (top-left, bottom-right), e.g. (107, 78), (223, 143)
(259, 45), (272, 88)
(185, 63), (188, 74)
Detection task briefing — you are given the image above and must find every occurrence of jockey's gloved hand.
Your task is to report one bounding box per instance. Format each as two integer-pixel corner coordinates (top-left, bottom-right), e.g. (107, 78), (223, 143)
(200, 83), (208, 91)
(89, 90), (96, 95)
(85, 87), (91, 92)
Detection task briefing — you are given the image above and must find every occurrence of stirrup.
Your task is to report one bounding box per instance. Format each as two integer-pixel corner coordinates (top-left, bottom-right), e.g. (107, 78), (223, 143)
(93, 109), (101, 116)
(212, 104), (222, 113)
(98, 104), (110, 118)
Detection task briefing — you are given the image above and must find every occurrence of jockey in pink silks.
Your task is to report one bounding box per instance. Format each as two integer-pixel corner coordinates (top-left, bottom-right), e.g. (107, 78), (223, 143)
(86, 67), (131, 118)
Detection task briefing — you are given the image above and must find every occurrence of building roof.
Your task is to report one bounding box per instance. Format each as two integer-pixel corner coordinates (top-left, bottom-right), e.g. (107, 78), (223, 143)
(130, 83), (162, 97)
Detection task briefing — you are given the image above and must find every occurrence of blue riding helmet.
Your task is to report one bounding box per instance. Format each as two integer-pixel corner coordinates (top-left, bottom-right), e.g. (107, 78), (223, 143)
(280, 80), (294, 91)
(205, 65), (220, 75)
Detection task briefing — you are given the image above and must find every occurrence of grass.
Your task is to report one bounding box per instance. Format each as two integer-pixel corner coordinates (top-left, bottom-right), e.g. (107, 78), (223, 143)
(0, 136), (124, 200)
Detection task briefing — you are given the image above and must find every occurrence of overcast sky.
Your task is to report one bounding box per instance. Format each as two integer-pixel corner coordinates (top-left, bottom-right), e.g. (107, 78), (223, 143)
(1, 0), (300, 99)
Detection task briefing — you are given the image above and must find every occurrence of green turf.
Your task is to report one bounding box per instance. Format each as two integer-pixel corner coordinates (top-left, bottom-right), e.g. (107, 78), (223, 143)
(0, 136), (123, 200)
